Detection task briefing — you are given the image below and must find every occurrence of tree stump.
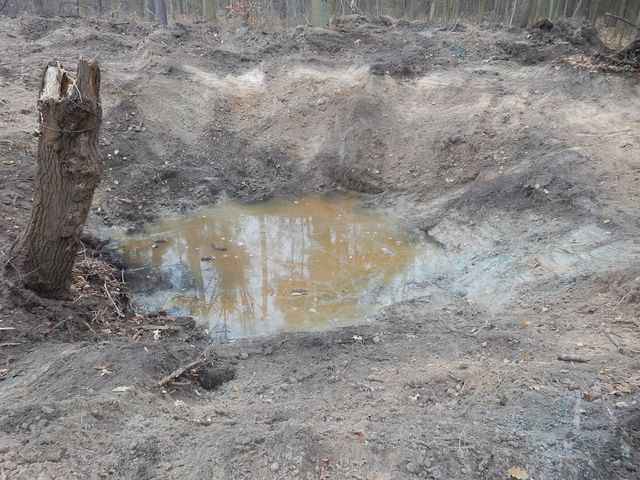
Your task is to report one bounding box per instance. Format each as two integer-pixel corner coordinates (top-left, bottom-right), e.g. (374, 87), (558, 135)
(5, 59), (102, 299)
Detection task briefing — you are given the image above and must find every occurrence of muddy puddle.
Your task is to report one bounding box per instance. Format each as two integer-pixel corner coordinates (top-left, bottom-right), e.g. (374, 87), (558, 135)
(118, 195), (447, 339)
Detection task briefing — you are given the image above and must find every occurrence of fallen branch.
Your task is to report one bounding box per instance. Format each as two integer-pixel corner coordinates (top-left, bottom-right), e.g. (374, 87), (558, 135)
(604, 12), (640, 32)
(603, 328), (624, 354)
(158, 344), (214, 387)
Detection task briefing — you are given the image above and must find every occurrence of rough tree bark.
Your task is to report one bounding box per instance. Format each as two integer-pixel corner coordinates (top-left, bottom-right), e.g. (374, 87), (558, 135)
(5, 59), (102, 299)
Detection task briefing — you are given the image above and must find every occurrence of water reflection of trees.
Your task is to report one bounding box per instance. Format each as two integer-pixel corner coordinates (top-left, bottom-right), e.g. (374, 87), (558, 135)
(121, 198), (420, 338)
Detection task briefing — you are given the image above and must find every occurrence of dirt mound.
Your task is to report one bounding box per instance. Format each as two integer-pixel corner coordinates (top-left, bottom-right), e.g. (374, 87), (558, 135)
(499, 17), (609, 65)
(496, 39), (558, 64)
(530, 17), (608, 51)
(369, 46), (432, 76)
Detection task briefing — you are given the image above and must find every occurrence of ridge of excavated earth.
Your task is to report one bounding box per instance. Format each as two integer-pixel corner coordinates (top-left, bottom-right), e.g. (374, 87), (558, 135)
(0, 14), (639, 480)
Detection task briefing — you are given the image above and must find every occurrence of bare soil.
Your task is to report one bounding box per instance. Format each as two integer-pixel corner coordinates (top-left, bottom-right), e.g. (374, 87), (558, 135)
(1, 14), (640, 480)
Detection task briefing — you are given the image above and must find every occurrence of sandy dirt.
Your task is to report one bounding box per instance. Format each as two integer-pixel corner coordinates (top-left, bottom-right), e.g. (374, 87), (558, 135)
(0, 14), (639, 480)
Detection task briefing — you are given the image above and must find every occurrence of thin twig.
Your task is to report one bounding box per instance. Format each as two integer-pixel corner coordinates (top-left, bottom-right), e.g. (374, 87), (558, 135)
(158, 344), (214, 387)
(137, 324), (181, 331)
(103, 280), (124, 318)
(612, 287), (633, 312)
(603, 328), (624, 354)
(458, 425), (468, 450)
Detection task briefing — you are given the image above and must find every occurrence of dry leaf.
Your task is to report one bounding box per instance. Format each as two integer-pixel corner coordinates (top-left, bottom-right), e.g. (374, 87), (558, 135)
(615, 384), (632, 395)
(352, 431), (368, 444)
(507, 466), (529, 480)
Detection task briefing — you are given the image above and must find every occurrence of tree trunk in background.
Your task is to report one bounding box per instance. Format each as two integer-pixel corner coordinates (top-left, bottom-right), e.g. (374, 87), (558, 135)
(519, 0), (533, 26)
(618, 0), (629, 18)
(154, 0), (167, 23)
(202, 0), (216, 20)
(572, 0), (583, 18)
(144, 0), (155, 19)
(590, 0), (599, 25)
(273, 0), (286, 20)
(6, 59), (102, 299)
(134, 0), (145, 17)
(33, 0), (45, 15)
(508, 0), (517, 26)
(607, 0), (628, 26)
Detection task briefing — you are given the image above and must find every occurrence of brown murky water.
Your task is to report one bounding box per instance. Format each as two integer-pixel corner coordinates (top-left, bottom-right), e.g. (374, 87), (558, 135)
(119, 195), (445, 339)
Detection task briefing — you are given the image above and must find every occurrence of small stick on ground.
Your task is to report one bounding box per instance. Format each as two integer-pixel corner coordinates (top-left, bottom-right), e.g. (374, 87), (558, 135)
(138, 324), (182, 332)
(158, 344), (214, 387)
(603, 328), (624, 354)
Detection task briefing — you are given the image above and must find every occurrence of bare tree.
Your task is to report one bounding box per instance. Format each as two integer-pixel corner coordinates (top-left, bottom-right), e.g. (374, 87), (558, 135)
(154, 0), (168, 23)
(144, 0), (155, 20)
(33, 0), (45, 14)
(519, 0), (534, 27)
(203, 0), (216, 20)
(5, 59), (102, 299)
